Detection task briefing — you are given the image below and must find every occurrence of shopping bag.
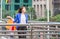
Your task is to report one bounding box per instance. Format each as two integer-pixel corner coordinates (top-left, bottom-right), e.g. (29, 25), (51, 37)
(10, 26), (16, 31)
(6, 19), (16, 30)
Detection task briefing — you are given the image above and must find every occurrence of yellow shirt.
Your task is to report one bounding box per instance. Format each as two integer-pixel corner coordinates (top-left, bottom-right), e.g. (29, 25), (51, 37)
(6, 19), (16, 30)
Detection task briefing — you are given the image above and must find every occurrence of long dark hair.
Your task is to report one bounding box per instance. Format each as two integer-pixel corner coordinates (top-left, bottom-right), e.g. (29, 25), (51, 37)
(18, 6), (25, 13)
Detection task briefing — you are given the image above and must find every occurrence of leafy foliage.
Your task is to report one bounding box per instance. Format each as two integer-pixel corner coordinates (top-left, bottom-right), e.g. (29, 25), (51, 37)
(50, 14), (60, 22)
(36, 17), (47, 21)
(2, 9), (11, 18)
(26, 7), (37, 20)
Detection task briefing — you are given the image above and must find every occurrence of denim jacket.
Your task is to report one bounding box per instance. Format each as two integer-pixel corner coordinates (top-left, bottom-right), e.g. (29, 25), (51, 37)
(14, 13), (28, 29)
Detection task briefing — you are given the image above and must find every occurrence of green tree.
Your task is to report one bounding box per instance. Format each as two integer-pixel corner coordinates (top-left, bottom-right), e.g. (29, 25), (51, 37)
(27, 7), (37, 20)
(50, 14), (60, 22)
(2, 9), (11, 18)
(35, 10), (51, 21)
(45, 9), (51, 17)
(37, 17), (47, 21)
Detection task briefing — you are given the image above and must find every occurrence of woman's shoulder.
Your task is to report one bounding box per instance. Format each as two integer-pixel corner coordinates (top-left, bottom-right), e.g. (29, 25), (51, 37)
(16, 13), (21, 16)
(25, 14), (28, 17)
(25, 13), (28, 16)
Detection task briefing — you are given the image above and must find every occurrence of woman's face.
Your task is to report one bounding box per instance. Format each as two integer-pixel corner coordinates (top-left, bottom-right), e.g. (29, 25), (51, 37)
(22, 7), (26, 13)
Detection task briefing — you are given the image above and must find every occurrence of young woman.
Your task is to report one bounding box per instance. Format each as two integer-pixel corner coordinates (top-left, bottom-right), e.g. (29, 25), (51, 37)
(7, 6), (28, 38)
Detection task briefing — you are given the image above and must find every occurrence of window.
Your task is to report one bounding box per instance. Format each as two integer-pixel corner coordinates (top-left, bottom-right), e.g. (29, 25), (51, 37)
(15, 0), (20, 3)
(23, 0), (28, 3)
(54, 0), (57, 1)
(37, 5), (39, 15)
(44, 5), (46, 11)
(5, 5), (10, 10)
(40, 0), (42, 1)
(34, 0), (35, 1)
(34, 5), (36, 9)
(23, 5), (28, 9)
(14, 5), (19, 10)
(40, 5), (42, 16)
(37, 0), (39, 1)
(44, 0), (46, 1)
(23, 5), (28, 7)
(44, 5), (46, 8)
(37, 5), (39, 11)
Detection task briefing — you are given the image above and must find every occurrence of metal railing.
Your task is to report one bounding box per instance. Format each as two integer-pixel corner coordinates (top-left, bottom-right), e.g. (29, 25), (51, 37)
(0, 22), (60, 39)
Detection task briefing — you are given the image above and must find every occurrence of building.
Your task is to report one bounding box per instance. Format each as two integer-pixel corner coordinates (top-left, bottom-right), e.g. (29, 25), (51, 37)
(52, 0), (60, 10)
(50, 0), (60, 16)
(32, 0), (60, 18)
(49, 0), (60, 39)
(1, 0), (32, 18)
(32, 0), (46, 18)
(49, 0), (53, 16)
(32, 0), (60, 39)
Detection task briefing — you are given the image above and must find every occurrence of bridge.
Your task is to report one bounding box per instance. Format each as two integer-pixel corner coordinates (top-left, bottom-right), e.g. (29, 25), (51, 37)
(0, 22), (60, 39)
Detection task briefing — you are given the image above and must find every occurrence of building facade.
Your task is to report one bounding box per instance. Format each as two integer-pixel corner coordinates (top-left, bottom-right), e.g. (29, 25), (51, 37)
(32, 0), (60, 18)
(1, 0), (32, 18)
(54, 0), (60, 16)
(50, 0), (60, 16)
(32, 0), (46, 18)
(49, 0), (53, 16)
(53, 0), (60, 10)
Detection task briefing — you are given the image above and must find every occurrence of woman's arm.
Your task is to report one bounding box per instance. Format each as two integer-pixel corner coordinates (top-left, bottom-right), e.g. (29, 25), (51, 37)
(7, 14), (18, 23)
(7, 16), (14, 21)
(26, 14), (28, 23)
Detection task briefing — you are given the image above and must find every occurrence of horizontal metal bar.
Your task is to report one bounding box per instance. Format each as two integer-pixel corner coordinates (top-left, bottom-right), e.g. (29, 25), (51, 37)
(0, 33), (60, 36)
(0, 23), (29, 26)
(30, 22), (60, 26)
(0, 30), (31, 32)
(0, 22), (60, 26)
(33, 30), (60, 32)
(0, 34), (30, 36)
(32, 26), (60, 30)
(0, 30), (59, 32)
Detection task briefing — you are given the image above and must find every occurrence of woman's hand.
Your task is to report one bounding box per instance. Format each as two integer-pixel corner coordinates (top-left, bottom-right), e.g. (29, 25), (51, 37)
(7, 16), (12, 19)
(7, 16), (14, 21)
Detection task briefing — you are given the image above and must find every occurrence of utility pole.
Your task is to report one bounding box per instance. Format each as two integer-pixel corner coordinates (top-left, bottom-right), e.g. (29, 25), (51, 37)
(46, 0), (50, 39)
(1, 0), (2, 19)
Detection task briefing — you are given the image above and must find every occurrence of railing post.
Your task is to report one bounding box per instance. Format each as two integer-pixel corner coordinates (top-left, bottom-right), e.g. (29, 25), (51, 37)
(31, 26), (33, 39)
(56, 25), (58, 39)
(47, 25), (50, 39)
